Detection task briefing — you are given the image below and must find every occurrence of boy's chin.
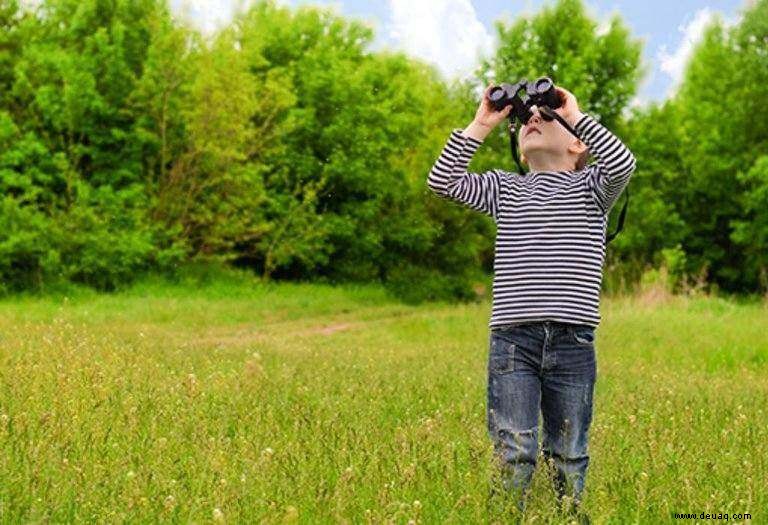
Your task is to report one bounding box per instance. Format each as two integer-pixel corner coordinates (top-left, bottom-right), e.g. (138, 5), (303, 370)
(520, 145), (550, 159)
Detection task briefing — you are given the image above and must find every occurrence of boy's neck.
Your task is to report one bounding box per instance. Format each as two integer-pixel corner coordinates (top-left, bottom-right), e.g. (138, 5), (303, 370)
(525, 153), (575, 173)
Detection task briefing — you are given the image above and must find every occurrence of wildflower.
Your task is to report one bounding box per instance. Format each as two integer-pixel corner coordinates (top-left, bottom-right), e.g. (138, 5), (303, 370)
(284, 505), (298, 521)
(212, 508), (225, 522)
(340, 466), (354, 482)
(185, 373), (199, 396)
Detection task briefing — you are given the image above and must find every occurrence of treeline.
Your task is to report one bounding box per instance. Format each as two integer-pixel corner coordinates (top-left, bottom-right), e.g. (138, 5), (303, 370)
(0, 0), (766, 300)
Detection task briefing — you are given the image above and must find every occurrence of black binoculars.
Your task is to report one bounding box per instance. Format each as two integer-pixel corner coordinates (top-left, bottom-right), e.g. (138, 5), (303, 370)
(488, 77), (562, 125)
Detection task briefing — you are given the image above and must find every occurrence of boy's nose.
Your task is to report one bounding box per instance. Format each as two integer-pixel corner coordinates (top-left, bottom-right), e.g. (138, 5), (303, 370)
(528, 107), (543, 125)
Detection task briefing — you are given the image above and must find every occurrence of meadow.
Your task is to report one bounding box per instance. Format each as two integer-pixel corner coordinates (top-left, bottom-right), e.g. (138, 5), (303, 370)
(0, 275), (766, 524)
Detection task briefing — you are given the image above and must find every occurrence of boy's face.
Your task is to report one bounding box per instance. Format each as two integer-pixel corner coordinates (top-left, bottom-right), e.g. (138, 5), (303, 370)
(518, 107), (580, 165)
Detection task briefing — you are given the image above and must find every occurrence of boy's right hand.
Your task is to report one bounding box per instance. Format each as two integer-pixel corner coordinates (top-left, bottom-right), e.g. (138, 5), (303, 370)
(472, 83), (513, 130)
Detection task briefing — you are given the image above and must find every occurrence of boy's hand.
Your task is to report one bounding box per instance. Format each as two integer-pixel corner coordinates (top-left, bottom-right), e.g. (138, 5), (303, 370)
(472, 83), (513, 130)
(462, 83), (514, 141)
(554, 86), (585, 127)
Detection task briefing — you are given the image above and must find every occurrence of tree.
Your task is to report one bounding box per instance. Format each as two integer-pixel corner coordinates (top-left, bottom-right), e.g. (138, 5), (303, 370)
(611, 102), (687, 288)
(232, 0), (488, 301)
(478, 0), (642, 129)
(1, 0), (181, 290)
(662, 0), (768, 293)
(731, 156), (768, 293)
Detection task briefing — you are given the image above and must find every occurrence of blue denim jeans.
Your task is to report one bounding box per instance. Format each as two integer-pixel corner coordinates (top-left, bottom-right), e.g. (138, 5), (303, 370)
(486, 320), (597, 511)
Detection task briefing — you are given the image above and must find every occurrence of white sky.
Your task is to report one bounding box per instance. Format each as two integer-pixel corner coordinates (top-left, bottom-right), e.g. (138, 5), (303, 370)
(166, 0), (739, 104)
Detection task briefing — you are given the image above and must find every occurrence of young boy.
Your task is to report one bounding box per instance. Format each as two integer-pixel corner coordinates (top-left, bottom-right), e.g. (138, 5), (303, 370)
(426, 83), (635, 515)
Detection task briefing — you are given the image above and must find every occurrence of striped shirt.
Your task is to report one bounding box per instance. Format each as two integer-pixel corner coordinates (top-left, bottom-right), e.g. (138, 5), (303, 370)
(426, 114), (636, 329)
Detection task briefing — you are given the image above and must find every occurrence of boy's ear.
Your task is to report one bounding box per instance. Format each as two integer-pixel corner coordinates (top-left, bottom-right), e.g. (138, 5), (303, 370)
(568, 138), (587, 156)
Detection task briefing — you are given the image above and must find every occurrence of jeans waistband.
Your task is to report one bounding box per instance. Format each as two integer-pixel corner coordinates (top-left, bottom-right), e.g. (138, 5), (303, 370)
(492, 320), (594, 334)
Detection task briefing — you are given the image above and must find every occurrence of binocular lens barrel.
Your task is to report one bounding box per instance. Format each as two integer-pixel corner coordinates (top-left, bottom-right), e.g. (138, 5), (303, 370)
(489, 87), (503, 101)
(534, 77), (553, 93)
(487, 76), (562, 120)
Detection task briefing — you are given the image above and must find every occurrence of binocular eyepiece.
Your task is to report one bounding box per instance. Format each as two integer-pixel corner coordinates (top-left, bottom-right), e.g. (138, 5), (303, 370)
(488, 77), (562, 125)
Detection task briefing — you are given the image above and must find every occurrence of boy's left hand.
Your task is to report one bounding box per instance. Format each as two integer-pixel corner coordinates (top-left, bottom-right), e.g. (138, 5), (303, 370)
(554, 86), (585, 127)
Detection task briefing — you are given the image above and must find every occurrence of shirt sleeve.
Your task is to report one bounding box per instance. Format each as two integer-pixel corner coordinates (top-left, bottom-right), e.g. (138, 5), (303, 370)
(574, 114), (637, 215)
(426, 129), (501, 221)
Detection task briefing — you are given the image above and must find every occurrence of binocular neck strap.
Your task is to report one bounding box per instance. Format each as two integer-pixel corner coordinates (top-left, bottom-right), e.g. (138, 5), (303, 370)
(606, 188), (629, 243)
(537, 106), (578, 138)
(507, 122), (527, 176)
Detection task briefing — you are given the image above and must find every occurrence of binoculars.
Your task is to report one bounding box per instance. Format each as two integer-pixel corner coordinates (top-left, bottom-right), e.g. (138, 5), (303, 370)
(488, 77), (562, 125)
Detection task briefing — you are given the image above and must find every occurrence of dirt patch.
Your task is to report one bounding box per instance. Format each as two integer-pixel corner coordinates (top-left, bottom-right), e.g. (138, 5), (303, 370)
(308, 322), (355, 336)
(95, 305), (463, 351)
(169, 319), (363, 350)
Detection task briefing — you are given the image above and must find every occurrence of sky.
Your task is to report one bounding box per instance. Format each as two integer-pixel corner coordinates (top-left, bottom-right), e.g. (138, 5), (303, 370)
(169, 0), (749, 105)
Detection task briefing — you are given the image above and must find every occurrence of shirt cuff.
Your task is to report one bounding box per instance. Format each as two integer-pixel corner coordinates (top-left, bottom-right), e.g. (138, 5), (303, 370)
(452, 128), (484, 149)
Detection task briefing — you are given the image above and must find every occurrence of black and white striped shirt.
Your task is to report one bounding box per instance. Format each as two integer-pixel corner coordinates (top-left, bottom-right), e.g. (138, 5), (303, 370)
(426, 114), (636, 329)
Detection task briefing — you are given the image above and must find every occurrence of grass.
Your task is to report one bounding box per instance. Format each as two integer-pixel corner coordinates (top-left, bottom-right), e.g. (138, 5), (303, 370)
(0, 277), (766, 524)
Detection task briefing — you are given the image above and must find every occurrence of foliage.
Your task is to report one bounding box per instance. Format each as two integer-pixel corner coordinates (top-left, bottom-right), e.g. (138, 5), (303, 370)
(1, 0), (767, 298)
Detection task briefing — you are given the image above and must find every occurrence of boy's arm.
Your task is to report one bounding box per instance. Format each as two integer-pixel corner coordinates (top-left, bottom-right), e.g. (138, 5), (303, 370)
(574, 114), (637, 215)
(426, 128), (501, 220)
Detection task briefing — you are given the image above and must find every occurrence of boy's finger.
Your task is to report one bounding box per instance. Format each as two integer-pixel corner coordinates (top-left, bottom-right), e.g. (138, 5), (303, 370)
(558, 86), (577, 104)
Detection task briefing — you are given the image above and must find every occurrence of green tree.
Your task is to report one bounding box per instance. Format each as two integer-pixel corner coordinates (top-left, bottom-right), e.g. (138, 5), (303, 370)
(1, 0), (181, 290)
(232, 1), (488, 301)
(478, 0), (642, 129)
(612, 102), (687, 288)
(731, 156), (768, 293)
(660, 0), (768, 293)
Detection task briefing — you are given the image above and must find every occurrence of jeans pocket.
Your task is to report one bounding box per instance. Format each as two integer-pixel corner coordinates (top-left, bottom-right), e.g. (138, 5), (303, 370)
(569, 325), (595, 346)
(489, 333), (515, 374)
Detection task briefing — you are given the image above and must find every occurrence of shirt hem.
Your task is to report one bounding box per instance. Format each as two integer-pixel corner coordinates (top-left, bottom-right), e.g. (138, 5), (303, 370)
(489, 315), (600, 330)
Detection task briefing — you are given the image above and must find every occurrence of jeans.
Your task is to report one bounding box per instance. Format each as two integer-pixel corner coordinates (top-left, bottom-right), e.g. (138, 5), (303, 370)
(486, 320), (597, 512)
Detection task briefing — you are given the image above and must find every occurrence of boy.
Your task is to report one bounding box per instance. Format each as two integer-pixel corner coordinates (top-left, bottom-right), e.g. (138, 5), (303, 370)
(426, 83), (635, 516)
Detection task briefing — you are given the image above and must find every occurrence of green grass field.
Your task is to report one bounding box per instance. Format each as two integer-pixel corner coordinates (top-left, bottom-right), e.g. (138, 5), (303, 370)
(1, 277), (766, 524)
